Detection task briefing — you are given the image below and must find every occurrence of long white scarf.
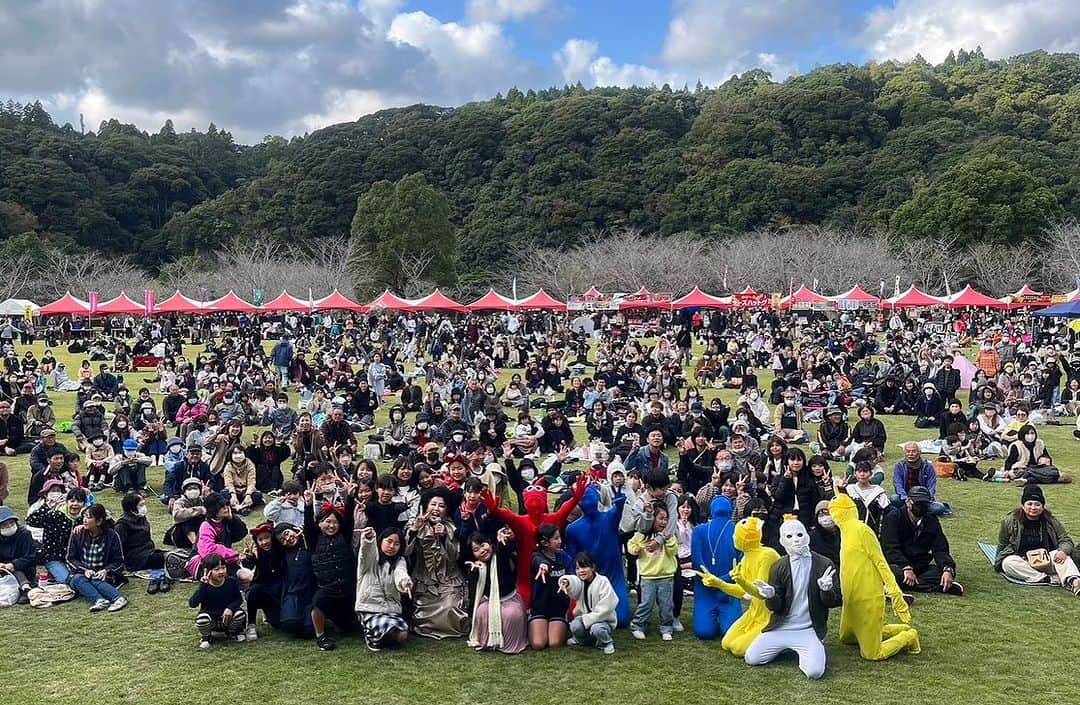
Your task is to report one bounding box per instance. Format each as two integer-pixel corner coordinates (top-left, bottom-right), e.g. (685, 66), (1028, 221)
(468, 553), (503, 649)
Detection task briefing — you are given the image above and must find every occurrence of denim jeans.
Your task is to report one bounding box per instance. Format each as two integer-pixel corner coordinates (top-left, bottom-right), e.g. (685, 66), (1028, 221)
(569, 616), (613, 648)
(46, 560), (70, 584)
(276, 365), (289, 389)
(69, 573), (121, 603)
(632, 577), (674, 634)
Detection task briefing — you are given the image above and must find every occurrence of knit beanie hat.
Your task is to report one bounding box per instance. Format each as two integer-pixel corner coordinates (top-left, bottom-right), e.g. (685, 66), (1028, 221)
(1021, 484), (1045, 506)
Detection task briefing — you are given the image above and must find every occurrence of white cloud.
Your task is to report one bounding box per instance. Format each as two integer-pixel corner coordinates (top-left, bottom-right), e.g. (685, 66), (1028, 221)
(295, 87), (416, 133)
(862, 0), (1080, 63)
(467, 0), (549, 23)
(74, 86), (210, 135)
(555, 38), (677, 88)
(661, 0), (836, 82)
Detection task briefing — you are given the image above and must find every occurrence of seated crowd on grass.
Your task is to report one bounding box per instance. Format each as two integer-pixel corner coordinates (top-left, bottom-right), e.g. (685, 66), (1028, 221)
(0, 303), (1078, 661)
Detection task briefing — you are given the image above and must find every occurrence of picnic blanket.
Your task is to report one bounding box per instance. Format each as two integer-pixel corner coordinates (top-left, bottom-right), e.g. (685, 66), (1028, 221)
(977, 542), (1052, 586)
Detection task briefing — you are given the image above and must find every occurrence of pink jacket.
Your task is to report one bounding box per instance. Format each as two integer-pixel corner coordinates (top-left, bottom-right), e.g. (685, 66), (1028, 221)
(176, 401), (209, 424)
(184, 518), (240, 576)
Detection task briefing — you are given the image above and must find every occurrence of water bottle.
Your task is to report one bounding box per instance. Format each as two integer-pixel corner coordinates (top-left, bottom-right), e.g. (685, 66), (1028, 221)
(38, 570), (50, 588)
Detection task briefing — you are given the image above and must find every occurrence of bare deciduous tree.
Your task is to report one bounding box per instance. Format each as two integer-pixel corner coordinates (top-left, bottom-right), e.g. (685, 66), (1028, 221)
(964, 242), (1040, 295)
(1040, 220), (1080, 292)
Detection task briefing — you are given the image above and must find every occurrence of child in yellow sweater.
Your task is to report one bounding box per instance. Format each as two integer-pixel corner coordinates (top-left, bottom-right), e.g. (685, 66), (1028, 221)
(628, 504), (678, 640)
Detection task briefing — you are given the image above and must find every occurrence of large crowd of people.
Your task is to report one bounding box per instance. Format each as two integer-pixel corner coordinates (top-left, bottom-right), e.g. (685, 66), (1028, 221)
(0, 303), (1078, 676)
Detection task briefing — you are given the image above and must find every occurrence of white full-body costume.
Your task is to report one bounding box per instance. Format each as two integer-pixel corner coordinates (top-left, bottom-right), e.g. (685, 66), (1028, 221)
(744, 517), (837, 679)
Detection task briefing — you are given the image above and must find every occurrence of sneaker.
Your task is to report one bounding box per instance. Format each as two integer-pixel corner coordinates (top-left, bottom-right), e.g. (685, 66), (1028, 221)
(107, 596), (128, 612)
(146, 579), (160, 595)
(199, 638), (212, 650)
(546, 479), (567, 494)
(945, 581), (964, 597)
(245, 624), (259, 642)
(165, 551), (191, 580)
(159, 577), (173, 594)
(661, 632), (673, 641)
(602, 644), (616, 655)
(316, 635), (336, 651)
(672, 620), (684, 633)
(367, 642), (382, 652)
(565, 637), (579, 646)
(90, 598), (111, 612)
(234, 633), (246, 642)
(631, 629), (646, 640)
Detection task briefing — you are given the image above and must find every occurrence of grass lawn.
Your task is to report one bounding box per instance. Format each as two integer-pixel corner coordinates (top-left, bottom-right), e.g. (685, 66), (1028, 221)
(1, 340), (1078, 705)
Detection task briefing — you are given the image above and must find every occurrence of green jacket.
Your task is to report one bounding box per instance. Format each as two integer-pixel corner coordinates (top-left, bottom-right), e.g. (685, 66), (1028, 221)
(994, 509), (1078, 570)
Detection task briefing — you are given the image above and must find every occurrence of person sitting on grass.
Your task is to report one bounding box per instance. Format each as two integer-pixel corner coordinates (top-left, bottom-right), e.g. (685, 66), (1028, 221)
(816, 406), (851, 461)
(466, 528), (528, 654)
(116, 491), (169, 593)
(891, 443), (946, 516)
(1001, 425), (1071, 486)
(0, 505), (35, 604)
(66, 503), (128, 612)
(559, 551), (618, 655)
(881, 486), (963, 596)
(26, 484), (86, 584)
(189, 553), (248, 649)
(994, 484), (1080, 596)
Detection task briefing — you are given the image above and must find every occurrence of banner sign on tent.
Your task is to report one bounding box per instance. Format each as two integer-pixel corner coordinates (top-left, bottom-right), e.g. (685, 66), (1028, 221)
(567, 294), (617, 311)
(88, 291), (98, 315)
(1014, 293), (1051, 306)
(617, 291), (672, 308)
(835, 299), (878, 311)
(732, 292), (770, 309)
(144, 289), (155, 316)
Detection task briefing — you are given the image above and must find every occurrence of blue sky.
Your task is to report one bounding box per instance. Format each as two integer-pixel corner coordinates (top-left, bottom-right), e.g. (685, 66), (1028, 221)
(0, 0), (1077, 141)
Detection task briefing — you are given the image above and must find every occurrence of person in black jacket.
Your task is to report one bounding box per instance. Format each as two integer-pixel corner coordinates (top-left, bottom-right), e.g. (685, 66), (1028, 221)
(874, 376), (901, 414)
(933, 356), (961, 401)
(850, 405), (887, 453)
(880, 486), (962, 596)
(773, 448), (821, 532)
(241, 522), (284, 641)
(116, 492), (167, 592)
(938, 399), (966, 441)
(304, 489), (356, 651)
(0, 505), (35, 603)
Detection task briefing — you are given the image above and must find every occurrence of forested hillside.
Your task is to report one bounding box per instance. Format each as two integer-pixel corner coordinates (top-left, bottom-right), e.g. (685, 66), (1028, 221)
(1, 49), (1078, 280)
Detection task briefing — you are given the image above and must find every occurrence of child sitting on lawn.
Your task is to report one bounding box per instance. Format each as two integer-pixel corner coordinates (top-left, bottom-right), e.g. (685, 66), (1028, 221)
(188, 553), (248, 649)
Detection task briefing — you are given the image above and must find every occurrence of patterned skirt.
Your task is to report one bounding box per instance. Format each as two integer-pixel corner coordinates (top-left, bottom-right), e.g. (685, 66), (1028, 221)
(360, 611), (408, 649)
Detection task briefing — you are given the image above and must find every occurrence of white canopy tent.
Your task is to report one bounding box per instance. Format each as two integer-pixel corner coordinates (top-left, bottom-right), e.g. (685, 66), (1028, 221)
(0, 298), (40, 316)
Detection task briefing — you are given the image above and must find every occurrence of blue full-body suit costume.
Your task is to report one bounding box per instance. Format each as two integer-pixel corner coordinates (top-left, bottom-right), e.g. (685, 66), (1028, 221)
(691, 496), (743, 640)
(565, 486), (630, 627)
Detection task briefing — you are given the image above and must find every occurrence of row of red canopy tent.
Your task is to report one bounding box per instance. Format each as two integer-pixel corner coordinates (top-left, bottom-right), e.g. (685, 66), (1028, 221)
(37, 284), (1073, 317)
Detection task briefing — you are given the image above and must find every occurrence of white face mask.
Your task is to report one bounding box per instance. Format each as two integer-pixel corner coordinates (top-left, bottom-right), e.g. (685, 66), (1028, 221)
(137, 505), (147, 517)
(0, 525), (16, 537)
(520, 466), (536, 483)
(92, 438), (104, 447)
(780, 518), (811, 557)
(185, 489), (201, 500)
(47, 492), (64, 504)
(452, 434), (464, 443)
(277, 402), (287, 409)
(717, 461), (734, 472)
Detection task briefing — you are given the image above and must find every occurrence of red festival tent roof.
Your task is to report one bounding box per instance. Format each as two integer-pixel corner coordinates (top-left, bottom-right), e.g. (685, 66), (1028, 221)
(314, 290), (367, 312)
(39, 292), (90, 316)
(518, 288), (567, 311)
(154, 291), (205, 314)
(262, 290), (312, 313)
(466, 288), (518, 312)
(944, 285), (1008, 309)
(582, 287), (603, 299)
(779, 285), (831, 309)
(95, 293), (145, 315)
(410, 289), (467, 313)
(672, 287), (731, 310)
(618, 286), (671, 310)
(884, 286), (945, 309)
(366, 289), (414, 311)
(1003, 285), (1050, 309)
(827, 285), (881, 306)
(205, 290), (258, 313)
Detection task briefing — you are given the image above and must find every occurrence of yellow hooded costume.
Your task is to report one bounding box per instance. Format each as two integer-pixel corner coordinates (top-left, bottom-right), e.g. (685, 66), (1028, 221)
(697, 516), (780, 656)
(829, 493), (920, 660)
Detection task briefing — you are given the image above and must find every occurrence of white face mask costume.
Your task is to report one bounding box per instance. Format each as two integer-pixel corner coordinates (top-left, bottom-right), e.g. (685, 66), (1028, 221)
(780, 516), (810, 557)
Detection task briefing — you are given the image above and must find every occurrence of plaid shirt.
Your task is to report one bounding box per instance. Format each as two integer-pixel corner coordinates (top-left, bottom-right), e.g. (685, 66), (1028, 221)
(81, 534), (106, 571)
(976, 350), (1001, 379)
